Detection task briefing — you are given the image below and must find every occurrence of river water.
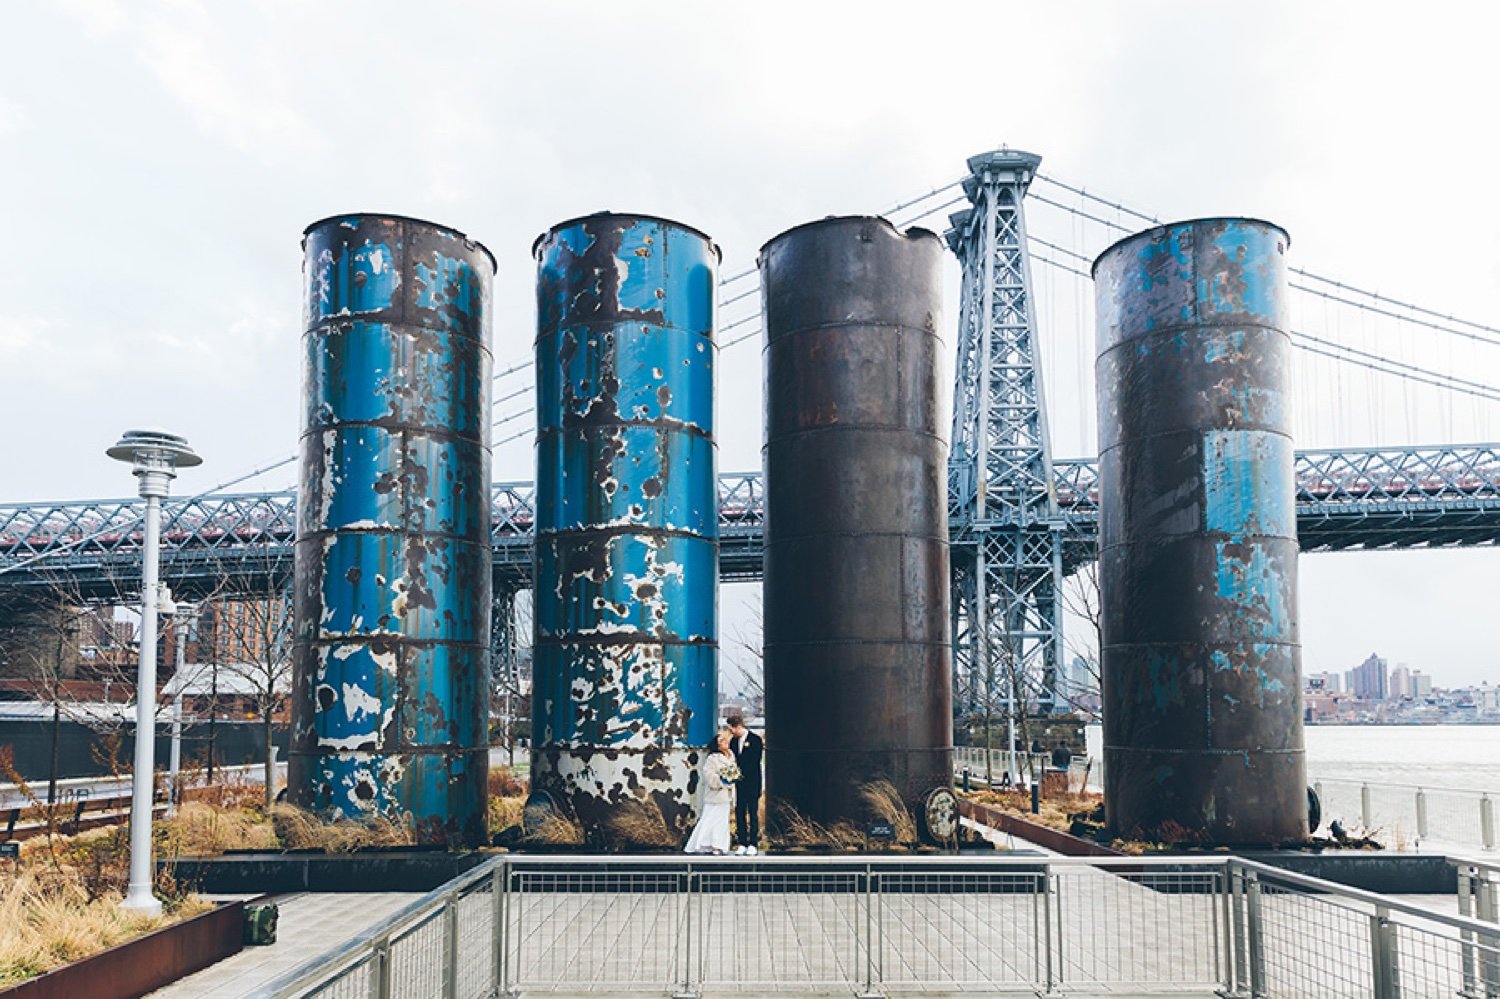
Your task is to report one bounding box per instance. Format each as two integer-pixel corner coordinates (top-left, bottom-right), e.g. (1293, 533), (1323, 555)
(1084, 724), (1500, 793)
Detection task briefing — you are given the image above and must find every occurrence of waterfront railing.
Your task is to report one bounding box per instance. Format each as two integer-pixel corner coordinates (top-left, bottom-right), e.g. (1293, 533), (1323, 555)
(247, 854), (1500, 998)
(951, 750), (1500, 855)
(1316, 776), (1498, 852)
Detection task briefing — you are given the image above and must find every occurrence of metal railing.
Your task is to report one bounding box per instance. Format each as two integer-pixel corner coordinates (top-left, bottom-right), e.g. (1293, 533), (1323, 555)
(952, 747), (1097, 791)
(1315, 776), (1498, 852)
(249, 854), (1500, 998)
(1456, 858), (1500, 994)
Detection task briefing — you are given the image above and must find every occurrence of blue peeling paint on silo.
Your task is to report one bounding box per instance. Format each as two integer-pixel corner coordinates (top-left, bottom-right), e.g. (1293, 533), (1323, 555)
(1093, 217), (1306, 845)
(291, 214), (494, 846)
(531, 213), (719, 839)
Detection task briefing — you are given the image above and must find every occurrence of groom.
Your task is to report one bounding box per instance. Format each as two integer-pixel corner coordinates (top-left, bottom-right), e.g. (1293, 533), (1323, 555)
(726, 714), (763, 855)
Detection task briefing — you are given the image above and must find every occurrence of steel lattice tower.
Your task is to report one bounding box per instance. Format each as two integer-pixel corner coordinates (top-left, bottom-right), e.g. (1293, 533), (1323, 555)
(944, 149), (1065, 725)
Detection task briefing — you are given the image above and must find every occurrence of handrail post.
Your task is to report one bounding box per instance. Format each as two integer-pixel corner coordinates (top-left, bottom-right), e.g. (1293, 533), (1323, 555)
(1459, 865), (1479, 997)
(1226, 862), (1250, 997)
(1370, 904), (1399, 999)
(1416, 788), (1428, 840)
(1479, 871), (1500, 998)
(1362, 783), (1373, 831)
(1042, 864), (1055, 993)
(367, 933), (390, 999)
(1219, 863), (1236, 995)
(1245, 870), (1266, 999)
(1482, 794), (1495, 852)
(856, 864), (881, 998)
(442, 889), (459, 999)
(490, 863), (505, 997)
(672, 865), (698, 999)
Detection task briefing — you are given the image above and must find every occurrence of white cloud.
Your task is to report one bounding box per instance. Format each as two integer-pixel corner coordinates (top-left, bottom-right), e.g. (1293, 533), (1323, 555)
(130, 1), (326, 162)
(0, 97), (28, 137)
(54, 0), (126, 39)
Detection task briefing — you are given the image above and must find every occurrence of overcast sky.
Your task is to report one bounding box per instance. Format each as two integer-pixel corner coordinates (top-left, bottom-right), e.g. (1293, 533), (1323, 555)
(2, 2), (1497, 686)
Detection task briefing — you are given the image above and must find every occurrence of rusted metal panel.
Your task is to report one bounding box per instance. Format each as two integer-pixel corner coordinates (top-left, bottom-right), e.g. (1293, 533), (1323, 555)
(759, 216), (954, 830)
(290, 215), (494, 847)
(531, 213), (719, 838)
(1093, 217), (1307, 845)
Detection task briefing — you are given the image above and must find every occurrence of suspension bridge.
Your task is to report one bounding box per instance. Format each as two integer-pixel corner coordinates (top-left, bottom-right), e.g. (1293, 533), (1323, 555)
(1, 149), (1497, 712)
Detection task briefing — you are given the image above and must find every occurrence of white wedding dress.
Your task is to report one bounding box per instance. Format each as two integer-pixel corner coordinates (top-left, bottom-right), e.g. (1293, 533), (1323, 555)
(684, 752), (735, 853)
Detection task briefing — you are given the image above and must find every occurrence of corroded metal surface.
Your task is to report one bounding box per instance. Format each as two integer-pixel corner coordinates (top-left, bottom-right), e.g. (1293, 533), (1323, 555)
(759, 216), (954, 830)
(531, 213), (719, 838)
(1093, 217), (1307, 845)
(290, 214), (493, 846)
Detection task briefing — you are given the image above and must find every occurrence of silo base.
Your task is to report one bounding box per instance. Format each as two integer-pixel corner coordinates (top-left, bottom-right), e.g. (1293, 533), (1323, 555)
(531, 747), (704, 843)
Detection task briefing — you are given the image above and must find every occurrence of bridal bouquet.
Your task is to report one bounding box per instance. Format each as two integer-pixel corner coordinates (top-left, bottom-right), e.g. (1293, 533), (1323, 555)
(718, 762), (742, 787)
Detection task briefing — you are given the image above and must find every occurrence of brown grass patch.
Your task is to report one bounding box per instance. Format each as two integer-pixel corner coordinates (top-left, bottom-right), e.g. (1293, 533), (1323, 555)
(858, 781), (919, 843)
(489, 767), (528, 798)
(772, 803), (867, 851)
(162, 802), (280, 856)
(0, 806), (212, 985)
(604, 797), (681, 850)
(965, 787), (1103, 835)
(268, 804), (413, 852)
(0, 872), (212, 985)
(524, 811), (585, 846)
(488, 795), (525, 837)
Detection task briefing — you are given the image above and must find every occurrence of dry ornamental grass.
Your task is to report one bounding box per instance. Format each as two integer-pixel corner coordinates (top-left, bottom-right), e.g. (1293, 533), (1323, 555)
(604, 798), (681, 849)
(268, 804), (413, 852)
(0, 826), (210, 985)
(525, 812), (585, 846)
(858, 781), (920, 843)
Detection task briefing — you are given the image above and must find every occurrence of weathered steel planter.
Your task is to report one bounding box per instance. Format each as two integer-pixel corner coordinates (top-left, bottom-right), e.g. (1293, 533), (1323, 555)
(0, 899), (245, 999)
(959, 797), (1124, 858)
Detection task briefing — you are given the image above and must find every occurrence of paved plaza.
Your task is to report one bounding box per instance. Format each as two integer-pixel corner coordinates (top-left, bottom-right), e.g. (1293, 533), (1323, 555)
(148, 893), (419, 999)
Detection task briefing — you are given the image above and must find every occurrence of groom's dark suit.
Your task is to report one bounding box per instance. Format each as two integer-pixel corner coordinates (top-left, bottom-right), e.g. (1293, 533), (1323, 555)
(731, 730), (764, 848)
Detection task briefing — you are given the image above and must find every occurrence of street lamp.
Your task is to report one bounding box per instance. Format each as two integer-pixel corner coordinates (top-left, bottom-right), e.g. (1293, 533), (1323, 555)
(166, 602), (198, 816)
(107, 429), (200, 917)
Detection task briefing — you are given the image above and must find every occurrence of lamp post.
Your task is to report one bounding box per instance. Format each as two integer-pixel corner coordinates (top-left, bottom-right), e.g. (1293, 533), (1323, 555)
(107, 429), (200, 917)
(167, 603), (197, 815)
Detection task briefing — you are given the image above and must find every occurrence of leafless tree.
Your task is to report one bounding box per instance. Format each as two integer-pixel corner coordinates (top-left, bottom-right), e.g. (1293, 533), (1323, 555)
(725, 590), (765, 708)
(0, 567), (142, 802)
(207, 588), (293, 810)
(491, 589), (533, 766)
(1059, 559), (1103, 720)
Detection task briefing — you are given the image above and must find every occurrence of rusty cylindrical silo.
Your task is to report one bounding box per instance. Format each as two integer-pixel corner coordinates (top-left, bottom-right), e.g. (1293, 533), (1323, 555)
(1093, 217), (1307, 845)
(760, 216), (956, 837)
(290, 214), (494, 846)
(531, 213), (719, 839)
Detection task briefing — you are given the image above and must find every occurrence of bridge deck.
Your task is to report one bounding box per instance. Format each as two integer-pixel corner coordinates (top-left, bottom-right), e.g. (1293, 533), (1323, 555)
(2, 443), (1498, 600)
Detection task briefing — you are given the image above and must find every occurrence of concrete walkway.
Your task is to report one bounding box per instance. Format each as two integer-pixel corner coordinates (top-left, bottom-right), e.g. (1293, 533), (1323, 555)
(147, 892), (418, 999)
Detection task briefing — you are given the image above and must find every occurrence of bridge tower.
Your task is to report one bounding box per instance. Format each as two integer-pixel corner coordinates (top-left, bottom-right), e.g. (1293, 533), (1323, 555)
(944, 149), (1066, 735)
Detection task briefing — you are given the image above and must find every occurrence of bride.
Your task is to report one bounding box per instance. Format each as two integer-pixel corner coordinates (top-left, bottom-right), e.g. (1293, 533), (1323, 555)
(684, 729), (738, 854)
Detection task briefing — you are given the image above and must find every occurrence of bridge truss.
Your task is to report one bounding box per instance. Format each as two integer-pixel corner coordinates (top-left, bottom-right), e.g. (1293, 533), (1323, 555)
(3, 445), (1498, 603)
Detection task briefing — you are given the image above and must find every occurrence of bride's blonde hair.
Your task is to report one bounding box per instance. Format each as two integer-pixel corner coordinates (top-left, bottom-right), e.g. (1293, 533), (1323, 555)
(713, 728), (734, 753)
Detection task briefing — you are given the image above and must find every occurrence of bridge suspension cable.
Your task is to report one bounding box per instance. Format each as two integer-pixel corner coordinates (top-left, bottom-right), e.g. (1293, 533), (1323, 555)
(1287, 332), (1500, 403)
(1033, 170), (1500, 349)
(1025, 244), (1500, 404)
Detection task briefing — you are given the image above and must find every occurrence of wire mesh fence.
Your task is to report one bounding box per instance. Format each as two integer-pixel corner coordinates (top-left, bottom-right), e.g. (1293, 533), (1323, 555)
(253, 853), (1500, 998)
(1315, 776), (1498, 852)
(1245, 864), (1500, 999)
